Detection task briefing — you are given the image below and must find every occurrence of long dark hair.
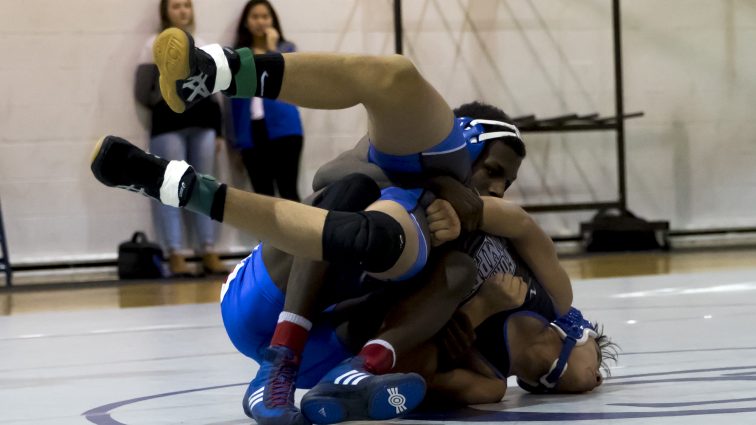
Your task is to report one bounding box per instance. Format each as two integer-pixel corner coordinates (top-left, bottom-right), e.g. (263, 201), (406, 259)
(234, 0), (287, 49)
(159, 0), (195, 31)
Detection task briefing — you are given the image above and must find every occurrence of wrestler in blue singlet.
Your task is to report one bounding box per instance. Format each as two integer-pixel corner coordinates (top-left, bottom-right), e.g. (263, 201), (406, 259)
(220, 181), (432, 388)
(221, 245), (358, 388)
(220, 116), (522, 387)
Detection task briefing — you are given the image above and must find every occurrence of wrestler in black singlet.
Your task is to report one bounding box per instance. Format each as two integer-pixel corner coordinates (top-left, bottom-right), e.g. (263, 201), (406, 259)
(460, 231), (559, 376)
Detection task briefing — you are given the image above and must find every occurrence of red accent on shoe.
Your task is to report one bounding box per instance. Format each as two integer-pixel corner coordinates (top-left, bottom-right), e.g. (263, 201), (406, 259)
(359, 343), (394, 375)
(270, 320), (309, 355)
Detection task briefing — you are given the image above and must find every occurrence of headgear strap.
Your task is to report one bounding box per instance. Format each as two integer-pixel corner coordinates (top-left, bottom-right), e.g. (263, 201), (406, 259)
(459, 117), (523, 162)
(517, 307), (597, 392)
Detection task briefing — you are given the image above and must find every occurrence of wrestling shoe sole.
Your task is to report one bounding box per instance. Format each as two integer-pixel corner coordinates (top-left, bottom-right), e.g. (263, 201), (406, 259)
(153, 27), (193, 113)
(301, 373), (425, 424)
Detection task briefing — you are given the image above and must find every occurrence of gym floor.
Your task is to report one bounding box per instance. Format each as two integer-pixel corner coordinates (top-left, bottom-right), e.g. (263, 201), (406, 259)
(3, 247), (756, 424)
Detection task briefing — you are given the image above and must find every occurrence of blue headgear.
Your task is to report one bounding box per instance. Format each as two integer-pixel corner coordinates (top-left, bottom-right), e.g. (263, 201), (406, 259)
(517, 307), (598, 394)
(458, 116), (523, 163)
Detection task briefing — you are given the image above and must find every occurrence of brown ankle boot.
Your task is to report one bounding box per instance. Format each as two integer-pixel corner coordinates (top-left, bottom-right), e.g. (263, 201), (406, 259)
(168, 253), (193, 277)
(202, 253), (229, 275)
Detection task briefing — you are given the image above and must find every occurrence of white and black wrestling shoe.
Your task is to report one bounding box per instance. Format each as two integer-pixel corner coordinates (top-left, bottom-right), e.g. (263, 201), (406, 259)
(90, 135), (196, 207)
(153, 27), (237, 113)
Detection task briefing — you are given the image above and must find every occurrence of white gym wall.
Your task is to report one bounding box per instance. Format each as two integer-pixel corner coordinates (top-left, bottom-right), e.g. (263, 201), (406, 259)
(0, 0), (754, 264)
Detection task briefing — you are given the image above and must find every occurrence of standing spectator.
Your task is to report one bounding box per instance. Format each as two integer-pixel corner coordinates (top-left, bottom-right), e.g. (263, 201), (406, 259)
(229, 0), (304, 201)
(134, 0), (228, 276)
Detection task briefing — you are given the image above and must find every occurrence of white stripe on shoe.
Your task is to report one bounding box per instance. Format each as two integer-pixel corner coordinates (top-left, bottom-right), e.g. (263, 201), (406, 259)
(249, 395), (263, 410)
(334, 370), (373, 385)
(350, 374), (370, 385)
(199, 44), (232, 93)
(343, 373), (369, 385)
(334, 370), (359, 384)
(160, 160), (191, 207)
(247, 387), (264, 410)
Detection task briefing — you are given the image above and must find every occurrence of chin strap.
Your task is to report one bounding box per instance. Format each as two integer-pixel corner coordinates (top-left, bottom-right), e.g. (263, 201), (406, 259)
(518, 307), (597, 393)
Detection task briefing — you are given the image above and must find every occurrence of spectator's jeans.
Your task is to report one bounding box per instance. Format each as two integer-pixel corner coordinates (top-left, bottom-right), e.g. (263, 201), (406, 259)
(149, 127), (218, 253)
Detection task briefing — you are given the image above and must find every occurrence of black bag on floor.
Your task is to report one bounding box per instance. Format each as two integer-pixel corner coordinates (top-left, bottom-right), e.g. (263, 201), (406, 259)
(118, 232), (165, 279)
(582, 209), (669, 252)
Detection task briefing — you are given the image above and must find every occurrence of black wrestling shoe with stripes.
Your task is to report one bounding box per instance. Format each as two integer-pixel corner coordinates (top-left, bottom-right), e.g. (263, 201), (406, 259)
(153, 27), (238, 113)
(90, 136), (196, 207)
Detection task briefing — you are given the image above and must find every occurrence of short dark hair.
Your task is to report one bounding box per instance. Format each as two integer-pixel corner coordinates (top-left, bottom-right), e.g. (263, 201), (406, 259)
(234, 0), (287, 49)
(453, 101), (526, 158)
(592, 321), (620, 377)
(159, 0), (194, 31)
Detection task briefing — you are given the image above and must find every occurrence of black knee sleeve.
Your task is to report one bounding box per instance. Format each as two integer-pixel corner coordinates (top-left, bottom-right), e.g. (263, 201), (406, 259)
(312, 173), (381, 212)
(254, 52), (285, 99)
(322, 210), (405, 273)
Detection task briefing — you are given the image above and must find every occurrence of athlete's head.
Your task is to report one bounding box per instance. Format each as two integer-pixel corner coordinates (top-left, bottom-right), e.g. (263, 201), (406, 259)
(454, 102), (526, 198)
(235, 0), (288, 49)
(160, 0), (194, 31)
(555, 324), (618, 393)
(518, 318), (619, 394)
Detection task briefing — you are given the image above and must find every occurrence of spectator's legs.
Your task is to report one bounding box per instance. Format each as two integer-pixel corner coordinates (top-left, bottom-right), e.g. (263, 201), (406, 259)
(272, 135), (302, 202)
(149, 131), (191, 276)
(185, 127), (227, 274)
(242, 119), (275, 196)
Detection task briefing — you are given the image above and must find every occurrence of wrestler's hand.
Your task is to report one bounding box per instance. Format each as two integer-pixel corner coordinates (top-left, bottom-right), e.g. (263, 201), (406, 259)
(438, 311), (476, 363)
(426, 198), (461, 246)
(478, 273), (528, 314)
(427, 175), (483, 233)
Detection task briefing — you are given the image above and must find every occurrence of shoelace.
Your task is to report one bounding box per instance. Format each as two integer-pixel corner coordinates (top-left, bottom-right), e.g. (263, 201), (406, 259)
(267, 356), (297, 407)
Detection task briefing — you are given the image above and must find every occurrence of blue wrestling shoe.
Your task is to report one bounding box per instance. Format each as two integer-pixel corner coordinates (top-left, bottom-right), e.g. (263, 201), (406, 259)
(243, 346), (309, 425)
(300, 356), (426, 424)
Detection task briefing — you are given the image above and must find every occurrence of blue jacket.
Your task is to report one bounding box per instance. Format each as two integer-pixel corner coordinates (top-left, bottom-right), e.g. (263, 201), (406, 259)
(230, 41), (303, 149)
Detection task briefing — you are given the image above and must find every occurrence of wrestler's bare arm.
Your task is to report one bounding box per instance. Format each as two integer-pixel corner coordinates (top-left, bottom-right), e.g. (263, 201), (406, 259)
(479, 197), (573, 315)
(429, 367), (506, 405)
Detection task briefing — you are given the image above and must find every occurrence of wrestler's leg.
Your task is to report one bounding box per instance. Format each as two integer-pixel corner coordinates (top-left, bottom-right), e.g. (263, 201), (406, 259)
(153, 28), (453, 155)
(332, 249), (475, 375)
(91, 137), (423, 281)
(370, 250), (475, 361)
(298, 250), (475, 424)
(261, 174), (381, 389)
